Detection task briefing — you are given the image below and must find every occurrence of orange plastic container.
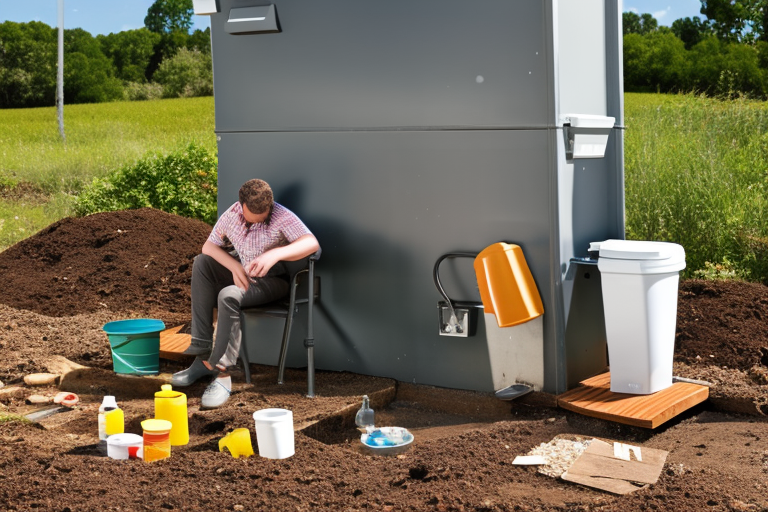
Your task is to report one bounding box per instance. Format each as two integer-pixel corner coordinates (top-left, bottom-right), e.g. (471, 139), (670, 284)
(141, 419), (172, 462)
(473, 242), (544, 327)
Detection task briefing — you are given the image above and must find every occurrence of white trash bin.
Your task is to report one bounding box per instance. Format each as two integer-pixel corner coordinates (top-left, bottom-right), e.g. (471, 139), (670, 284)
(593, 240), (686, 394)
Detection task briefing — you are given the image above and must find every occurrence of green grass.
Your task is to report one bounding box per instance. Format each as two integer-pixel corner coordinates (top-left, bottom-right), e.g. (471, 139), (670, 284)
(0, 411), (31, 425)
(0, 96), (216, 194)
(624, 92), (768, 282)
(2, 93), (768, 282)
(0, 96), (215, 250)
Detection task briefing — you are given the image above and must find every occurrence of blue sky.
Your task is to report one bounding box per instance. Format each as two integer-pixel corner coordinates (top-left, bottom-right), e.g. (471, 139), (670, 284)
(0, 1), (704, 36)
(623, 0), (704, 26)
(0, 1), (210, 35)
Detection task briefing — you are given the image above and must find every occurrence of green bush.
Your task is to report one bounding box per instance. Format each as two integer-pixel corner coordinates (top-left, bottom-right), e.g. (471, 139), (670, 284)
(123, 81), (164, 101)
(153, 47), (212, 98)
(74, 142), (217, 224)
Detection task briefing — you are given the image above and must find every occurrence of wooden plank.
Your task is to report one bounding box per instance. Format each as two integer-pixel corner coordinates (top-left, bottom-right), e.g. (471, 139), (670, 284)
(159, 324), (192, 361)
(557, 372), (709, 428)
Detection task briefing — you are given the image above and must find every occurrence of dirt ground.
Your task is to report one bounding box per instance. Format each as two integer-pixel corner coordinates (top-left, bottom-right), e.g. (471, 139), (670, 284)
(0, 208), (766, 511)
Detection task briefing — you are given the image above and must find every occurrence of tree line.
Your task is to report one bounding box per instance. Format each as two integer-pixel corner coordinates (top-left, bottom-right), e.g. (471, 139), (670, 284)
(5, 0), (768, 108)
(624, 0), (768, 98)
(0, 0), (211, 109)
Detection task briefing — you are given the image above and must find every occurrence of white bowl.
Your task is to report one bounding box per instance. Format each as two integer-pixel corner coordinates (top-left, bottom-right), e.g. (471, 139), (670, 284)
(360, 427), (414, 456)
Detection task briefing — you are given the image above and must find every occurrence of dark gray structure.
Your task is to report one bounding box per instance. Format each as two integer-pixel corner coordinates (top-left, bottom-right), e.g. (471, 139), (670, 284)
(195, 0), (624, 394)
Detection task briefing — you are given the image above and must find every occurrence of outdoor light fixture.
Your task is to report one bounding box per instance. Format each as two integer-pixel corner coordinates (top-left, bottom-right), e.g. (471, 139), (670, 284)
(225, 4), (280, 34)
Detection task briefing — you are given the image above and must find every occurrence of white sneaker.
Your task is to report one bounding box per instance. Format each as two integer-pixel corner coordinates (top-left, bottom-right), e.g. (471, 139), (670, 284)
(201, 377), (231, 409)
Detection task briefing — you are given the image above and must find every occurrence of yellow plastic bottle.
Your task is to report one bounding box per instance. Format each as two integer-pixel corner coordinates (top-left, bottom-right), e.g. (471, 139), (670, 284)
(154, 384), (189, 446)
(105, 408), (124, 436)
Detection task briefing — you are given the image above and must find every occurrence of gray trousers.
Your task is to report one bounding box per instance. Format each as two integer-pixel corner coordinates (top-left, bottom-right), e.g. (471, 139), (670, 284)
(191, 254), (289, 369)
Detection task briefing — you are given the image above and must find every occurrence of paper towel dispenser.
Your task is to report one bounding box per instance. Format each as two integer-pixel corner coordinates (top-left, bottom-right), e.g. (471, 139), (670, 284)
(225, 4), (280, 34)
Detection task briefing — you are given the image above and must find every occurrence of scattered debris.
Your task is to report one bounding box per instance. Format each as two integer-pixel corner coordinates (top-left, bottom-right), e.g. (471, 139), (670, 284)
(23, 373), (59, 386)
(24, 405), (71, 423)
(512, 455), (546, 465)
(0, 386), (25, 400)
(26, 394), (53, 405)
(524, 435), (592, 477)
(53, 392), (79, 408)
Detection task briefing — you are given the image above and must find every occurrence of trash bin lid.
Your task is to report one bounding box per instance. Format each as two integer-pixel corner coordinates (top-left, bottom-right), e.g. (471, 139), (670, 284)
(594, 240), (685, 275)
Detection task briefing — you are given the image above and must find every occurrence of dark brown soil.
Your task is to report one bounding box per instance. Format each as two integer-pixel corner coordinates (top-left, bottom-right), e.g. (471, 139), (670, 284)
(0, 209), (766, 512)
(0, 208), (211, 317)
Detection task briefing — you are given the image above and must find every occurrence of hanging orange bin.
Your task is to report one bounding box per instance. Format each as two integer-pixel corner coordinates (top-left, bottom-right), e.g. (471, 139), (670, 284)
(473, 242), (544, 328)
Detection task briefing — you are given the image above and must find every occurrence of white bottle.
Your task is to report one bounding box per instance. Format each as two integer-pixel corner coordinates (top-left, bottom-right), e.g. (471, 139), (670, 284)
(98, 395), (118, 441)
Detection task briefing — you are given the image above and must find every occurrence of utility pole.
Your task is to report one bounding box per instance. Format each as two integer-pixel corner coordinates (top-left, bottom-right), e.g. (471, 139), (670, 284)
(57, 0), (65, 142)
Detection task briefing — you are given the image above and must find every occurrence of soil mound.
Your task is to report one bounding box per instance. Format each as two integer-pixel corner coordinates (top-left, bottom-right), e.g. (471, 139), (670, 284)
(0, 208), (211, 316)
(677, 279), (768, 371)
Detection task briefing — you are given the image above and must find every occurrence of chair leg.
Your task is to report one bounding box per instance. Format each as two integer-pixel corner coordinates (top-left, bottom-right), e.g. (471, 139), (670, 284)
(239, 320), (251, 384)
(276, 312), (295, 385)
(306, 345), (315, 398)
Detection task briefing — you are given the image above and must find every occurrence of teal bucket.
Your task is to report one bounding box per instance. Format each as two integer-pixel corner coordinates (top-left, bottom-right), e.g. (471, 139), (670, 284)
(103, 319), (165, 375)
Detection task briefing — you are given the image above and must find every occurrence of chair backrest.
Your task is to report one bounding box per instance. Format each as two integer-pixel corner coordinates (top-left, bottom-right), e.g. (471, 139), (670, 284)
(282, 248), (322, 280)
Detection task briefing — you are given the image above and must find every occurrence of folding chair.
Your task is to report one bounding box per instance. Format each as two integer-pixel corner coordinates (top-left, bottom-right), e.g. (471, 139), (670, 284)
(239, 249), (321, 397)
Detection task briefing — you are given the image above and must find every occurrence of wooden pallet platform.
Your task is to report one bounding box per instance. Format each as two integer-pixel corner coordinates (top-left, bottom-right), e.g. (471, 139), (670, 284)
(557, 372), (709, 429)
(159, 324), (192, 361)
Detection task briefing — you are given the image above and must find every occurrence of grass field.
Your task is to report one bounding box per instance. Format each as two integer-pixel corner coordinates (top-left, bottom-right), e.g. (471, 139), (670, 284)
(1, 93), (767, 281)
(0, 96), (215, 249)
(624, 93), (768, 281)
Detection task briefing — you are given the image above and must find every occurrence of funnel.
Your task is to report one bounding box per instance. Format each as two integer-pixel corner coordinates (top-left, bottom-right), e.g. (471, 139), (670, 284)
(219, 428), (255, 458)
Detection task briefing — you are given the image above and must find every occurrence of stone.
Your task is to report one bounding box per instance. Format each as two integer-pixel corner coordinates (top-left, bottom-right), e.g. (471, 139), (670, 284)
(23, 373), (60, 386)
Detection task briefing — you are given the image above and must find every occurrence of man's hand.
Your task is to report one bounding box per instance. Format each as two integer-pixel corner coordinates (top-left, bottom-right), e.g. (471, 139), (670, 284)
(232, 264), (251, 291)
(246, 250), (280, 278)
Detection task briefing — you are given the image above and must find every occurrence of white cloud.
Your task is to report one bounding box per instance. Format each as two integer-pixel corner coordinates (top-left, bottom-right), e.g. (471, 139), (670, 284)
(121, 24), (139, 32)
(626, 7), (639, 14)
(653, 6), (672, 21)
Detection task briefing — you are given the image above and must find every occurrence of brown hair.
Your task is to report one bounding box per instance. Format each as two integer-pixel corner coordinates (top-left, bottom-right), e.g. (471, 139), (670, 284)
(239, 179), (274, 215)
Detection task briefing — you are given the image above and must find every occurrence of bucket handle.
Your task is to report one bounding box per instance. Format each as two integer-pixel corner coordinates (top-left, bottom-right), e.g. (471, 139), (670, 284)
(111, 350), (158, 375)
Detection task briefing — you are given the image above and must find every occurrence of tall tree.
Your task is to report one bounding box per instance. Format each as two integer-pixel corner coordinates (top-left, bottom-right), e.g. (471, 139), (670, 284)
(672, 16), (714, 49)
(623, 12), (659, 35)
(144, 0), (194, 34)
(0, 21), (57, 108)
(98, 28), (161, 82)
(700, 0), (768, 42)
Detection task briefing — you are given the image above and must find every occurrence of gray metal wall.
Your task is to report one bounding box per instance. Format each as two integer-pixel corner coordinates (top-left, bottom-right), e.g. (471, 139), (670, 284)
(210, 0), (624, 393)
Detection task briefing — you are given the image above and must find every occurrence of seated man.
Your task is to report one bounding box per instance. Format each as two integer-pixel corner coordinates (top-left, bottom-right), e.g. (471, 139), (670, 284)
(172, 179), (320, 409)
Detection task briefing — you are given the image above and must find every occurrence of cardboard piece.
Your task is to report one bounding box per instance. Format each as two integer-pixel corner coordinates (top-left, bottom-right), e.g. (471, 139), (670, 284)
(561, 439), (668, 495)
(512, 455), (546, 465)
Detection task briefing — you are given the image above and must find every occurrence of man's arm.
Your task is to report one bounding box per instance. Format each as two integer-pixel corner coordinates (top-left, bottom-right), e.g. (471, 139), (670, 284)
(246, 234), (320, 278)
(201, 240), (251, 290)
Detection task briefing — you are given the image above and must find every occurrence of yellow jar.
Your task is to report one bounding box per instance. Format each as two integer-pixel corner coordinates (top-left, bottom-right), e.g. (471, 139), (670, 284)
(154, 384), (189, 446)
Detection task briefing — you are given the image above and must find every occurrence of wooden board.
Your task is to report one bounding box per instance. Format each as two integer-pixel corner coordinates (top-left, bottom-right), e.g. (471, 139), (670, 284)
(562, 439), (668, 495)
(159, 324), (192, 361)
(557, 372), (709, 429)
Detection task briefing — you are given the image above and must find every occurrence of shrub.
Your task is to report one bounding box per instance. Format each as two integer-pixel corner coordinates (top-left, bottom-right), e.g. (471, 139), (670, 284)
(123, 81), (164, 101)
(74, 142), (218, 224)
(153, 47), (212, 98)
